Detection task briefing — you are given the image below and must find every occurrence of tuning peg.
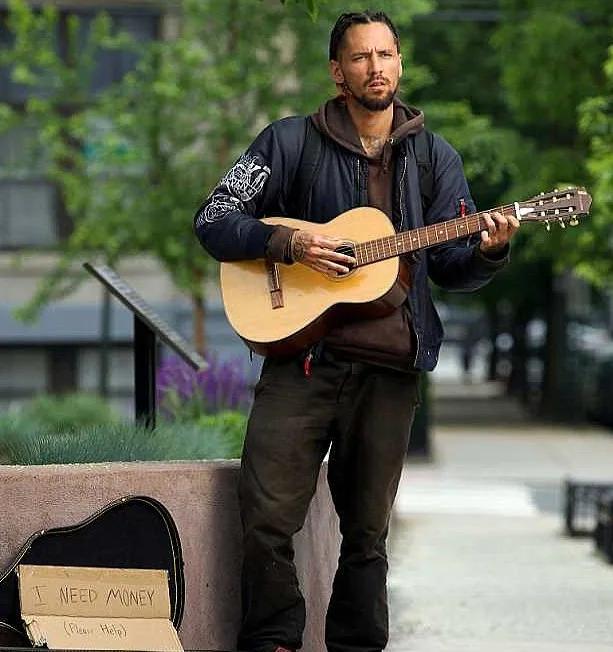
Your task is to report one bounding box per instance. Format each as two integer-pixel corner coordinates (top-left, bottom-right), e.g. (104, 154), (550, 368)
(558, 219), (566, 228)
(545, 221), (551, 232)
(569, 217), (579, 227)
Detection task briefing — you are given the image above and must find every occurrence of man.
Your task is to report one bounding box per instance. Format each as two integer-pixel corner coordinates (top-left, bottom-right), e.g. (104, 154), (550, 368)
(194, 10), (519, 652)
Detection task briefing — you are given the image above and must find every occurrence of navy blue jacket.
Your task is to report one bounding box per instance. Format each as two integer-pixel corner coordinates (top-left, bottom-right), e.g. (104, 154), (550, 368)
(194, 115), (507, 371)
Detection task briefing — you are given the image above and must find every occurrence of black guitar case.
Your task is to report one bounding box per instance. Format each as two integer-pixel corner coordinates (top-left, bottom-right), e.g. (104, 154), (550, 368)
(0, 495), (185, 647)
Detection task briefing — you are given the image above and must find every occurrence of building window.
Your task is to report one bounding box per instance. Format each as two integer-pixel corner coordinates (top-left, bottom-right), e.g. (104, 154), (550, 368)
(0, 349), (49, 407)
(0, 344), (136, 413)
(0, 180), (57, 248)
(78, 346), (134, 394)
(74, 11), (160, 94)
(47, 345), (78, 395)
(0, 7), (160, 251)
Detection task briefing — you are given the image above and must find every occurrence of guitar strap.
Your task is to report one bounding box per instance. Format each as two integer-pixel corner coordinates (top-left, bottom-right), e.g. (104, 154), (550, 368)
(289, 117), (435, 219)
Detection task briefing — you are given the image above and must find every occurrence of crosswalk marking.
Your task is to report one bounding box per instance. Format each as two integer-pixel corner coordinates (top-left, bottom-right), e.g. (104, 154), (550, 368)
(394, 477), (539, 517)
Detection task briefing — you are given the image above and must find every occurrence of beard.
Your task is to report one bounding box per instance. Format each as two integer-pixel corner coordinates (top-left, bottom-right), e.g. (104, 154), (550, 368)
(343, 78), (398, 111)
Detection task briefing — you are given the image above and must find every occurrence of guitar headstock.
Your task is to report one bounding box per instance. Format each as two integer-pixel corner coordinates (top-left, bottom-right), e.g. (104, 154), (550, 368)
(517, 187), (592, 230)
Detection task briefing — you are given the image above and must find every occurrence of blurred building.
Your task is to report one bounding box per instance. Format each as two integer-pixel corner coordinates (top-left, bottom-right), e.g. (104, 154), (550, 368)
(0, 1), (245, 414)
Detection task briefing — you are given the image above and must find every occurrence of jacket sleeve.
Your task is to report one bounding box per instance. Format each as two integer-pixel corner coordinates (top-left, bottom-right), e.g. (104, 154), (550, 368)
(193, 118), (303, 262)
(425, 134), (509, 292)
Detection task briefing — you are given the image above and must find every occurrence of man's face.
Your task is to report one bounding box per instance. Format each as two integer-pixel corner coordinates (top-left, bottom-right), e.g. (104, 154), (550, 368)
(329, 22), (402, 112)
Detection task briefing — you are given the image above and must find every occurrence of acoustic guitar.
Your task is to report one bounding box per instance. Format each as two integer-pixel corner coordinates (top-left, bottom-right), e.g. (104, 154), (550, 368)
(220, 187), (592, 357)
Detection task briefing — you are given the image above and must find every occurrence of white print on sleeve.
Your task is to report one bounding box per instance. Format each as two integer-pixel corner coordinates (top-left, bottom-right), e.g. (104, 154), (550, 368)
(197, 195), (243, 226)
(197, 153), (271, 225)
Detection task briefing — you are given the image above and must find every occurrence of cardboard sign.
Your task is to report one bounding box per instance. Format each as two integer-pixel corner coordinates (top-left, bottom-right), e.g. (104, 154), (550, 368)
(19, 564), (183, 651)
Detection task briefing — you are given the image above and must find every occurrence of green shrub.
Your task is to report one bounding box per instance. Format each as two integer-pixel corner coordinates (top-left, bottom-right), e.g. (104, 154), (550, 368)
(0, 411), (246, 465)
(194, 411), (248, 459)
(0, 411), (39, 462)
(0, 391), (247, 465)
(19, 393), (119, 433)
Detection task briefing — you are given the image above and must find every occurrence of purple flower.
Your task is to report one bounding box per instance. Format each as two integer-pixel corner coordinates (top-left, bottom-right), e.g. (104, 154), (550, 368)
(156, 353), (251, 419)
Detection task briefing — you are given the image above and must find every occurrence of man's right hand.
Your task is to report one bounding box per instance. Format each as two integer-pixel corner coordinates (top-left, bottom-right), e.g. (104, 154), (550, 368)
(291, 230), (356, 275)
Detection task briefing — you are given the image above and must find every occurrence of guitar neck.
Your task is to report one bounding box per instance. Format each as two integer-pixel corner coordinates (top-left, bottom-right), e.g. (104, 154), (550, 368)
(354, 203), (515, 267)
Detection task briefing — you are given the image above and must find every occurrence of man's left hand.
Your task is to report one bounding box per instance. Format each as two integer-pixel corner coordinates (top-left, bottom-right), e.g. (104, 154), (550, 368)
(479, 211), (520, 255)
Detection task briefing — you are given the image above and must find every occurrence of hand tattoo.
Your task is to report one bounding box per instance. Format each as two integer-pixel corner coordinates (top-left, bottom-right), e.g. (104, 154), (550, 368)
(291, 231), (307, 261)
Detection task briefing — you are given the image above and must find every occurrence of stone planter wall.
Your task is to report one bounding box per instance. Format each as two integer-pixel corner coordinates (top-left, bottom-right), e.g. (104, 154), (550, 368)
(0, 461), (340, 652)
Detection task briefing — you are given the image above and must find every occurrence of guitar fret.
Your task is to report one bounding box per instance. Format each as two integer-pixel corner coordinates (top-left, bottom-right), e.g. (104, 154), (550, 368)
(440, 223), (447, 241)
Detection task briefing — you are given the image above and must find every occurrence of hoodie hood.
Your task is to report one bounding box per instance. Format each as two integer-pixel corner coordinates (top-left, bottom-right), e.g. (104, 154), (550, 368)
(311, 96), (424, 158)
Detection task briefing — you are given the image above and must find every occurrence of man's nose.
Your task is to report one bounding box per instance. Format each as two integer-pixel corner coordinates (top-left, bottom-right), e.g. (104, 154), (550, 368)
(367, 52), (382, 73)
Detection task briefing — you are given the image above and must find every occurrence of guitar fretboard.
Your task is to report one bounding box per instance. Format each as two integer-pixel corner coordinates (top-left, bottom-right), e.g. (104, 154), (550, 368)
(354, 204), (514, 267)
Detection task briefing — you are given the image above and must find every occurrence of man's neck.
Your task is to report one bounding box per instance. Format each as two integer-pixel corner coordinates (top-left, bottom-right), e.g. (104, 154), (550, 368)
(346, 100), (394, 138)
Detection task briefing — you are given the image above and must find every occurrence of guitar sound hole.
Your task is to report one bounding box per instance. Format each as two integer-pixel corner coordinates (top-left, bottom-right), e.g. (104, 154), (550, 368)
(332, 243), (356, 278)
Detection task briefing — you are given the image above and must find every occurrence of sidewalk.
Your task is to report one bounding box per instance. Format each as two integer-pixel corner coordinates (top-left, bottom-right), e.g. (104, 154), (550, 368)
(386, 366), (613, 652)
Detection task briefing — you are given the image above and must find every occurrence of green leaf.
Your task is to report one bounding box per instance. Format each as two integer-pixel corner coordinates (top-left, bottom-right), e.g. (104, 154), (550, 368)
(306, 0), (318, 21)
(12, 63), (36, 85)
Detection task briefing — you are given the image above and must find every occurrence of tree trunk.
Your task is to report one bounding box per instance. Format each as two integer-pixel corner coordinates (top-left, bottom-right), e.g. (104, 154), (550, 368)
(506, 304), (531, 402)
(485, 304), (501, 381)
(192, 290), (206, 356)
(539, 267), (571, 420)
(98, 289), (112, 398)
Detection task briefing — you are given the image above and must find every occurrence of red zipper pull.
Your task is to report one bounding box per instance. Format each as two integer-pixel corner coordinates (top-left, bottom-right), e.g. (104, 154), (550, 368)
(304, 352), (313, 377)
(459, 197), (466, 217)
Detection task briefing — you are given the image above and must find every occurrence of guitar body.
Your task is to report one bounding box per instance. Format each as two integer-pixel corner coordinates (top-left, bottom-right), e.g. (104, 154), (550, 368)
(0, 495), (185, 645)
(220, 207), (402, 356)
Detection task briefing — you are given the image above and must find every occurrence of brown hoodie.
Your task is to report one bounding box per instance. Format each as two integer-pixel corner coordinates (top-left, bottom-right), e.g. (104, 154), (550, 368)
(313, 96), (423, 371)
(267, 96), (425, 371)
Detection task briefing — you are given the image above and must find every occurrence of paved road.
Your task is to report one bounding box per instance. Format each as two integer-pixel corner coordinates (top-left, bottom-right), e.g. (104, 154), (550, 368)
(386, 355), (613, 652)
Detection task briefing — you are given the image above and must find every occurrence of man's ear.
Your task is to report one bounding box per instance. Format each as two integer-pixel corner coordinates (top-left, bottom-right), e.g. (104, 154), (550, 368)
(329, 60), (344, 85)
(398, 53), (403, 77)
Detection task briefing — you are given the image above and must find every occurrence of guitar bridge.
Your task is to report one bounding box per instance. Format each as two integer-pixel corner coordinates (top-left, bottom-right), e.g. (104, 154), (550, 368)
(266, 260), (284, 309)
(270, 288), (284, 309)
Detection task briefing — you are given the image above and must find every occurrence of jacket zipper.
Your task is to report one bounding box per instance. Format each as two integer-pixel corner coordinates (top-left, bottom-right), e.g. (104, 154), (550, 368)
(398, 155), (408, 231)
(398, 153), (421, 367)
(358, 150), (423, 368)
(414, 329), (421, 368)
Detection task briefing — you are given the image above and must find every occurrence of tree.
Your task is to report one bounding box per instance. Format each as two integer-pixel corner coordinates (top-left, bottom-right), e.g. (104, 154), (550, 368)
(280, 0), (325, 21)
(490, 2), (613, 416)
(577, 35), (613, 288)
(2, 0), (434, 356)
(1, 0), (302, 354)
(403, 2), (613, 417)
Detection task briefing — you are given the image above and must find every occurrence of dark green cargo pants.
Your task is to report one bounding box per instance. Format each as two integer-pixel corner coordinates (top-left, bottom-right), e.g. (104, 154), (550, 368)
(237, 350), (420, 652)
